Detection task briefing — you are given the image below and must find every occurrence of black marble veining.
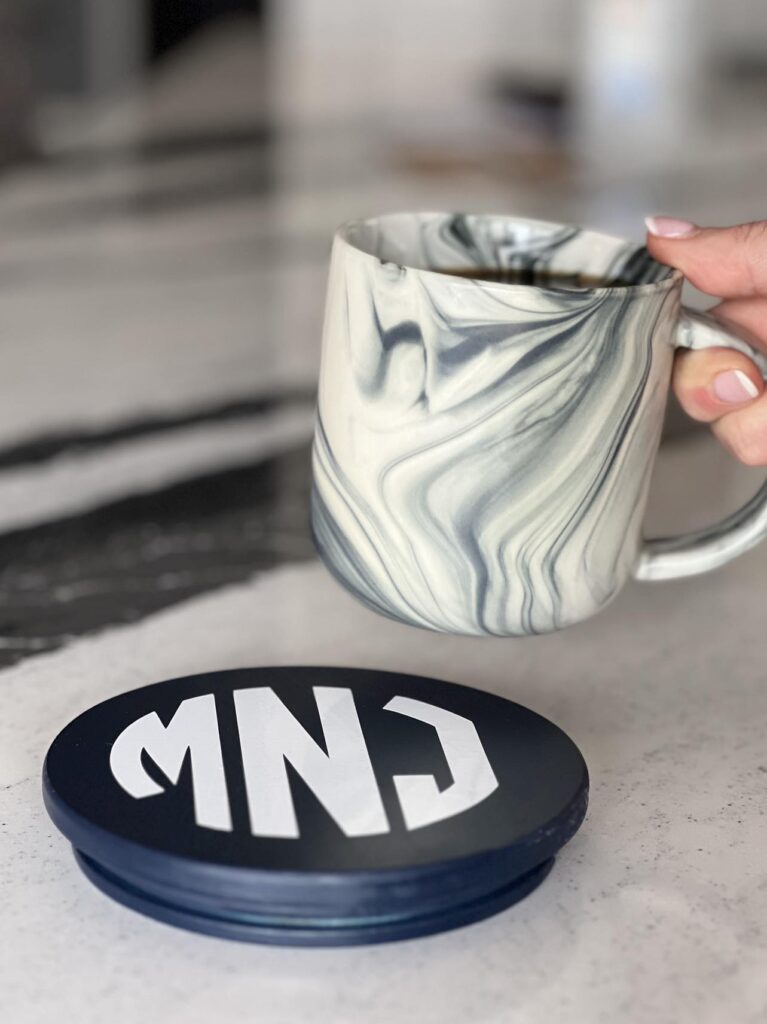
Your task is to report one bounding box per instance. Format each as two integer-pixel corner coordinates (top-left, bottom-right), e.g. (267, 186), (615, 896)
(0, 442), (315, 668)
(0, 388), (315, 470)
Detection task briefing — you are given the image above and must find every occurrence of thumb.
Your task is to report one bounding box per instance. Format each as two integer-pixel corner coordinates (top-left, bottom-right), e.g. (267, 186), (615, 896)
(645, 217), (767, 298)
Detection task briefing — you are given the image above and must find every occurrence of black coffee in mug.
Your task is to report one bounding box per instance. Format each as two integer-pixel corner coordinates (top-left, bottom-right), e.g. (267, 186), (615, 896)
(434, 267), (635, 288)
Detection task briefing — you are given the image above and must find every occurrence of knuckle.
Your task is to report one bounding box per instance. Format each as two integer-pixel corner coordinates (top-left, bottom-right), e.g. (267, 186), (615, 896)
(672, 351), (720, 421)
(733, 221), (767, 293)
(673, 388), (712, 423)
(739, 444), (767, 468)
(720, 421), (766, 466)
(734, 220), (767, 244)
(672, 347), (706, 388)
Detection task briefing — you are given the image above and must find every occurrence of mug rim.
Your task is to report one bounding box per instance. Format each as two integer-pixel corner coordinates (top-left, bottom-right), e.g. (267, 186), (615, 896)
(336, 211), (684, 297)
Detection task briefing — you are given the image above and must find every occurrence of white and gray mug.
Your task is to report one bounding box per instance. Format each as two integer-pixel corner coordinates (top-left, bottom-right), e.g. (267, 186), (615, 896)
(311, 212), (767, 636)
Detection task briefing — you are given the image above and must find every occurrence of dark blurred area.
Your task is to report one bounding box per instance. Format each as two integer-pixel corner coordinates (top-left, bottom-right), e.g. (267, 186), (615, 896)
(149, 1), (263, 60)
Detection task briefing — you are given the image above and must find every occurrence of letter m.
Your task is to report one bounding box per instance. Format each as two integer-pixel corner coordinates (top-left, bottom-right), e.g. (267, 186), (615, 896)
(109, 694), (232, 832)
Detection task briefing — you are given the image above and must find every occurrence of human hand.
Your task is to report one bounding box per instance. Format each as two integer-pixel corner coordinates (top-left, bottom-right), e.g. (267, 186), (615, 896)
(645, 216), (767, 465)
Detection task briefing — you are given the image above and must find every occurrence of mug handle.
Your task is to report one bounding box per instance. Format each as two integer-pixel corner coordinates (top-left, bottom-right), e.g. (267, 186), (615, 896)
(635, 308), (767, 581)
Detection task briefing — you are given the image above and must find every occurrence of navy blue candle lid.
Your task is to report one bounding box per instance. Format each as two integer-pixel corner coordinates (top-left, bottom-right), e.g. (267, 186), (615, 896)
(43, 666), (588, 945)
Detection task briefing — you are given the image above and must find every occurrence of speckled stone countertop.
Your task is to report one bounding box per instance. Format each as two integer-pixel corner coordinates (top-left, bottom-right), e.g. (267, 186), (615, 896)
(3, 464), (767, 1024)
(1, 21), (766, 1024)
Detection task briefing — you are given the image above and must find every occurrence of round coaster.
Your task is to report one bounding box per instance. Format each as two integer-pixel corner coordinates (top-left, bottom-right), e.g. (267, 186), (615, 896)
(43, 666), (588, 945)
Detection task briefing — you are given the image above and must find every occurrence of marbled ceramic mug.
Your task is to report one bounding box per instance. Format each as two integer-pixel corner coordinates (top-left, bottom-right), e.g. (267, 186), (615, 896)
(311, 213), (767, 636)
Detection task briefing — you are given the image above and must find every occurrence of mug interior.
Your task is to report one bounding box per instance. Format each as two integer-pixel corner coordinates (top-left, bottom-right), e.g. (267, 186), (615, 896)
(341, 212), (676, 290)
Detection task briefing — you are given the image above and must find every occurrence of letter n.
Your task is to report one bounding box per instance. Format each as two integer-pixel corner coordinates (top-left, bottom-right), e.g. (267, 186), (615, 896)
(233, 686), (389, 839)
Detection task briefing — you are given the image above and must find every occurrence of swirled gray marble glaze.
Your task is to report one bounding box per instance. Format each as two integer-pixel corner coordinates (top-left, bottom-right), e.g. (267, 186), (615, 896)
(311, 213), (680, 636)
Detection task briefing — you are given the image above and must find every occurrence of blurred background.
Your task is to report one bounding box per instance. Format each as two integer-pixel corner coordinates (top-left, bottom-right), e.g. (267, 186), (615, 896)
(4, 0), (767, 439)
(1, 0), (766, 662)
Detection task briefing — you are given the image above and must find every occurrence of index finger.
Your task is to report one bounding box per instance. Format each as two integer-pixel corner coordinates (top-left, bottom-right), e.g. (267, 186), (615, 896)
(645, 219), (767, 299)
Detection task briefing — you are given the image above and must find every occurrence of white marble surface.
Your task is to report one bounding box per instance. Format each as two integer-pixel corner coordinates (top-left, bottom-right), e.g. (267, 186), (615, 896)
(2, 19), (767, 1024)
(1, 430), (766, 1024)
(2, 435), (767, 1024)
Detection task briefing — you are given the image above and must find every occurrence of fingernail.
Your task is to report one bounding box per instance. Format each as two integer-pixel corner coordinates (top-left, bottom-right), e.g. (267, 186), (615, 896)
(712, 369), (760, 404)
(644, 216), (699, 238)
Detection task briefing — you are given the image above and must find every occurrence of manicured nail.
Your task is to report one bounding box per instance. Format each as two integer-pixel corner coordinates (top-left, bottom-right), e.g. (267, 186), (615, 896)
(712, 369), (760, 404)
(644, 216), (698, 239)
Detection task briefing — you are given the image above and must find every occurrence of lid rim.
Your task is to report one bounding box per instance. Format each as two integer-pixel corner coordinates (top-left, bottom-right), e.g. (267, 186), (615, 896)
(45, 762), (587, 912)
(75, 848), (555, 947)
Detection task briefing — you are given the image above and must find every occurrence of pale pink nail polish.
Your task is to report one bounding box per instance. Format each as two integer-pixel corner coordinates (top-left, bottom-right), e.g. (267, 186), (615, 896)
(644, 216), (698, 239)
(712, 369), (759, 404)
